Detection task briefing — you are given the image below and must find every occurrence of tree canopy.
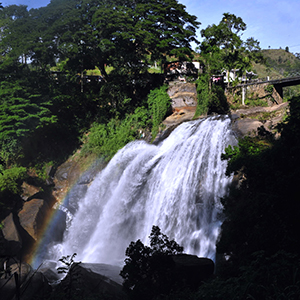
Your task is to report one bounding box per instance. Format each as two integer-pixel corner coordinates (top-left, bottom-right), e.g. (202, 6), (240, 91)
(199, 13), (263, 80)
(0, 0), (199, 167)
(0, 0), (200, 78)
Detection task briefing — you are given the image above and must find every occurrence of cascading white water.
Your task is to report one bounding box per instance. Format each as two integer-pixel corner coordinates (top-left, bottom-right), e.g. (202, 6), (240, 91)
(50, 115), (236, 266)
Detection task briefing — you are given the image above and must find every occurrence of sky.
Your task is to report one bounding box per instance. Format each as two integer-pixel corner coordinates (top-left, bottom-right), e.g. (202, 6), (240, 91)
(2, 0), (300, 54)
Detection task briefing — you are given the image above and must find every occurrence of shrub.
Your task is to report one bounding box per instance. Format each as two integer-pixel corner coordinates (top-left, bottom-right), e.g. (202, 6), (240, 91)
(81, 107), (151, 160)
(195, 75), (229, 117)
(0, 166), (27, 220)
(147, 85), (172, 139)
(0, 166), (27, 194)
(194, 74), (211, 117)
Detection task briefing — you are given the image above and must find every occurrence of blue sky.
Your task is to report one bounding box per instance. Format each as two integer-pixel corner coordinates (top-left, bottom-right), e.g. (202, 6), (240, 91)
(2, 0), (300, 54)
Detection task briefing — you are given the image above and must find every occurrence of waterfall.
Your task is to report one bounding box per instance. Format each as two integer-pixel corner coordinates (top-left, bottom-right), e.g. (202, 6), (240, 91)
(47, 115), (236, 266)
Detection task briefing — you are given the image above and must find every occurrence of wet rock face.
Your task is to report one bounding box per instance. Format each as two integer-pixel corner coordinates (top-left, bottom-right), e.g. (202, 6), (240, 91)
(52, 156), (106, 203)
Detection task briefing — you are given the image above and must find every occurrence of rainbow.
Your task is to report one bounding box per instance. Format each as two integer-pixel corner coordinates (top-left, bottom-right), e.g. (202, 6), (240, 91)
(28, 158), (104, 269)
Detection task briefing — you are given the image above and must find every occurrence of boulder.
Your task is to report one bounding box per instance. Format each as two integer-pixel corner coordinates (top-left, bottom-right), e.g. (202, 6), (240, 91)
(54, 263), (127, 300)
(79, 263), (123, 285)
(232, 118), (264, 136)
(0, 213), (22, 256)
(0, 262), (32, 300)
(53, 155), (106, 202)
(18, 199), (49, 241)
(18, 271), (52, 300)
(171, 254), (214, 288)
(39, 261), (61, 283)
(21, 182), (41, 201)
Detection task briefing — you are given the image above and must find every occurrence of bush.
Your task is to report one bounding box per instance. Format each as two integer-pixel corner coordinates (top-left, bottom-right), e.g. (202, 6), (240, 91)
(0, 166), (27, 194)
(194, 75), (211, 117)
(147, 85), (172, 139)
(0, 166), (27, 220)
(81, 107), (151, 160)
(195, 75), (229, 117)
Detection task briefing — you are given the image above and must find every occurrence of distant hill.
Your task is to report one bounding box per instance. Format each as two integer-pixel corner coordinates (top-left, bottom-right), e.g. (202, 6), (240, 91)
(251, 49), (300, 99)
(253, 49), (300, 78)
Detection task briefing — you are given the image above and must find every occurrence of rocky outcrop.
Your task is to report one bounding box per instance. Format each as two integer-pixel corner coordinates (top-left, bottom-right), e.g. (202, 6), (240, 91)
(163, 106), (198, 128)
(231, 102), (289, 137)
(163, 82), (289, 137)
(226, 82), (283, 106)
(52, 154), (106, 203)
(21, 182), (41, 201)
(167, 82), (197, 108)
(171, 254), (214, 288)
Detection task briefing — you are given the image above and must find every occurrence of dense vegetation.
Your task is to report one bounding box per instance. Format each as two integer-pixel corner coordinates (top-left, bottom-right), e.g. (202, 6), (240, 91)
(0, 5), (265, 218)
(1, 1), (300, 299)
(0, 0), (199, 219)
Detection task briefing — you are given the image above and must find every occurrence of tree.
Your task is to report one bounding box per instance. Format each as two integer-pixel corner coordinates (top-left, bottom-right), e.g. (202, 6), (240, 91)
(120, 225), (183, 300)
(0, 68), (57, 165)
(0, 5), (33, 67)
(200, 13), (253, 84)
(91, 0), (200, 77)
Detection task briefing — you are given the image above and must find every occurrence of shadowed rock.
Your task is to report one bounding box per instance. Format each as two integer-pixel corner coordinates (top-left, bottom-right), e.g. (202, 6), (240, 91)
(18, 199), (49, 241)
(0, 213), (22, 256)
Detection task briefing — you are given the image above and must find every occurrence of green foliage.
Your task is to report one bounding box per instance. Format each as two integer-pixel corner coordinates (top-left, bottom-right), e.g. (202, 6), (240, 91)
(221, 130), (274, 176)
(194, 75), (211, 117)
(81, 107), (151, 160)
(0, 75), (57, 165)
(0, 0), (198, 167)
(0, 166), (27, 220)
(0, 166), (27, 194)
(195, 75), (229, 117)
(244, 97), (269, 107)
(80, 83), (170, 160)
(120, 225), (183, 300)
(147, 85), (171, 138)
(209, 84), (230, 114)
(264, 84), (274, 94)
(199, 13), (263, 88)
(262, 48), (300, 75)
